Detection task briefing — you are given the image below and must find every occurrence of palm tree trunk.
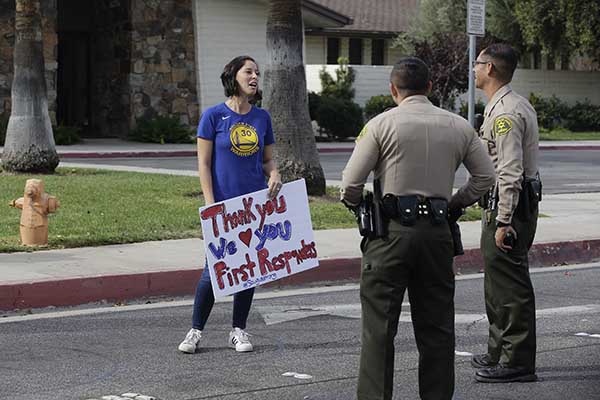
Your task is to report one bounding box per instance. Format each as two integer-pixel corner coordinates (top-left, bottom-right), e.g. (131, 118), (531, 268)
(1, 0), (58, 173)
(262, 0), (325, 195)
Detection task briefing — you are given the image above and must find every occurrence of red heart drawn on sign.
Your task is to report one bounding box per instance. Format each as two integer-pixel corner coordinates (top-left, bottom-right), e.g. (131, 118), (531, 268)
(238, 228), (252, 248)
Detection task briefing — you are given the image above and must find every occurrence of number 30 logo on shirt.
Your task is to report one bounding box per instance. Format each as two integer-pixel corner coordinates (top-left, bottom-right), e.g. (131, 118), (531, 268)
(229, 123), (259, 156)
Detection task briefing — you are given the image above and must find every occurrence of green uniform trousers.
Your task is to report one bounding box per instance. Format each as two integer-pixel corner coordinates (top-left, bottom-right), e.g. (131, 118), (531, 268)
(357, 218), (455, 400)
(481, 206), (538, 371)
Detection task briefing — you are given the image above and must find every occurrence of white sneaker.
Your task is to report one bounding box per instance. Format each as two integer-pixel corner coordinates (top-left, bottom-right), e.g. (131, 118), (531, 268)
(228, 328), (253, 352)
(178, 328), (202, 353)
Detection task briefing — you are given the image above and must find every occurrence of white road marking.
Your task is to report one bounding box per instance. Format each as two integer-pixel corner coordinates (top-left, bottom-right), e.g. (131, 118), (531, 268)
(455, 351), (473, 357)
(564, 182), (600, 188)
(282, 371), (313, 379)
(257, 304), (600, 326)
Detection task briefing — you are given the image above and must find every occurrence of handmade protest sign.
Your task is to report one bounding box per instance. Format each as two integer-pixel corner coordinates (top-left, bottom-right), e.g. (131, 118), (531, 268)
(199, 179), (319, 297)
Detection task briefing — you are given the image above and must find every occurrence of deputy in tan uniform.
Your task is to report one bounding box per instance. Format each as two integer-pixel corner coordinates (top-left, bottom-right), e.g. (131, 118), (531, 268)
(341, 57), (495, 400)
(471, 43), (541, 383)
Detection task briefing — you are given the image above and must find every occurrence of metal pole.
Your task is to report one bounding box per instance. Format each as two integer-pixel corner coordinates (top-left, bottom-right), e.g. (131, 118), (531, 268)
(468, 34), (476, 127)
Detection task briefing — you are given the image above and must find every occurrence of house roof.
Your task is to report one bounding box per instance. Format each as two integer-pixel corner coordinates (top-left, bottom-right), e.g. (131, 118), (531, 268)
(307, 0), (418, 37)
(302, 0), (352, 28)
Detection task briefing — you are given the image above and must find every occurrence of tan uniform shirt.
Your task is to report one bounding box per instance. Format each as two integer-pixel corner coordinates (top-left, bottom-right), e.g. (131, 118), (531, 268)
(341, 95), (495, 208)
(480, 84), (539, 224)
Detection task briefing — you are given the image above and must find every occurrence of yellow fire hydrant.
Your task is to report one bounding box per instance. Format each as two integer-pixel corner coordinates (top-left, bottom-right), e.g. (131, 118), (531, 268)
(9, 179), (60, 246)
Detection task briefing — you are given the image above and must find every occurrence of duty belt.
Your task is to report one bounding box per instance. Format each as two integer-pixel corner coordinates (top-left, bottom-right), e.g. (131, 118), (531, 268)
(381, 194), (448, 226)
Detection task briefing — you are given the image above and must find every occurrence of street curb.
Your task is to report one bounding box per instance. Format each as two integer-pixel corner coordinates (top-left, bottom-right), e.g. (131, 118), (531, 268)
(59, 151), (197, 158)
(54, 145), (600, 159)
(1, 239), (599, 311)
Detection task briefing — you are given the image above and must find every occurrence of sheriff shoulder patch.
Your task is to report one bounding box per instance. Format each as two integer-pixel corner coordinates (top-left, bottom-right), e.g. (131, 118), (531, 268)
(494, 116), (513, 136)
(355, 125), (368, 142)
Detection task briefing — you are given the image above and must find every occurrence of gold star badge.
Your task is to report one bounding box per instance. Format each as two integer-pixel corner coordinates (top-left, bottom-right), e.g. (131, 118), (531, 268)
(494, 116), (513, 136)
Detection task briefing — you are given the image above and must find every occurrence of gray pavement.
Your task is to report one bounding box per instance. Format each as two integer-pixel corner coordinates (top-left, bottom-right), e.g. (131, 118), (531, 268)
(1, 265), (599, 400)
(1, 139), (600, 311)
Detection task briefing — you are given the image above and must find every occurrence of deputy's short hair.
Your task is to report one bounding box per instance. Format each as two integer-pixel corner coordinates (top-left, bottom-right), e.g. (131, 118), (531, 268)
(481, 43), (519, 82)
(390, 57), (430, 94)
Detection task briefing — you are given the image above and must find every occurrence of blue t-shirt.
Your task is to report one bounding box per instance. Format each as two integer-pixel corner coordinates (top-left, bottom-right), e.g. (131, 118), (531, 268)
(197, 103), (275, 202)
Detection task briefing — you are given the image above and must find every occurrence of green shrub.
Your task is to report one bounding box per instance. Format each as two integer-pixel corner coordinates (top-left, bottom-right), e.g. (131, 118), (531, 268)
(308, 91), (321, 121)
(314, 96), (363, 139)
(0, 113), (7, 146)
(529, 93), (600, 131)
(564, 101), (600, 132)
(53, 125), (82, 145)
(458, 100), (486, 120)
(319, 57), (356, 100)
(130, 115), (194, 144)
(528, 93), (570, 129)
(364, 95), (396, 120)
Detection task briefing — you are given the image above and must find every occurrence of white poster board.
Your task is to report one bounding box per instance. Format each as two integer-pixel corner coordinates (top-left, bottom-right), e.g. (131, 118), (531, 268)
(199, 179), (319, 297)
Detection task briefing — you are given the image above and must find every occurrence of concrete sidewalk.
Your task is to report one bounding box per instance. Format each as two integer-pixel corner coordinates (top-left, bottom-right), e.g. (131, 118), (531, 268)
(2, 138), (599, 159)
(1, 191), (599, 311)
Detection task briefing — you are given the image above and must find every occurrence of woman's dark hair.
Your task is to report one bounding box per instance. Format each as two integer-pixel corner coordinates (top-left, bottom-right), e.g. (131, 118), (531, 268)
(220, 55), (258, 98)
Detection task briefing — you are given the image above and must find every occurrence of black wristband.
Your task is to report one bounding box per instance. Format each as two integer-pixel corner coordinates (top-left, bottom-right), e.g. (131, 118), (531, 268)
(496, 221), (510, 228)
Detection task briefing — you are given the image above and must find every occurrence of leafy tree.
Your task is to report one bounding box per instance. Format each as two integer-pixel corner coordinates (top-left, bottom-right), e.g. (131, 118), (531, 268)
(411, 32), (470, 109)
(486, 0), (526, 54)
(507, 0), (600, 64)
(393, 0), (471, 109)
(262, 0), (325, 195)
(1, 0), (59, 173)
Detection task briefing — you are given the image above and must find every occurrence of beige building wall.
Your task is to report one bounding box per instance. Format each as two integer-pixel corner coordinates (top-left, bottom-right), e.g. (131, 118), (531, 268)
(308, 65), (600, 107)
(386, 40), (404, 65)
(192, 0), (268, 112)
(305, 36), (326, 64)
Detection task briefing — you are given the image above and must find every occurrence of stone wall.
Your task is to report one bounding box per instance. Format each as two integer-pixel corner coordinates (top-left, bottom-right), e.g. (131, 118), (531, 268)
(0, 0), (198, 137)
(0, 0), (58, 122)
(129, 0), (198, 130)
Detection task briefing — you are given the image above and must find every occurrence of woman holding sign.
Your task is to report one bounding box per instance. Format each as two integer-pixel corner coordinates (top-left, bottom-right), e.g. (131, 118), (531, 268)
(178, 56), (282, 354)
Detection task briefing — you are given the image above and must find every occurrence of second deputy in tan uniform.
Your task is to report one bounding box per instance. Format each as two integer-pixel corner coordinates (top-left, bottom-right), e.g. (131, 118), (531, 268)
(341, 57), (495, 400)
(471, 43), (541, 383)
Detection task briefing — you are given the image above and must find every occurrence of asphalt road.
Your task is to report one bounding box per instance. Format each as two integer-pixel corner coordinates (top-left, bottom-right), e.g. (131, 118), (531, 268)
(1, 264), (599, 400)
(61, 149), (600, 194)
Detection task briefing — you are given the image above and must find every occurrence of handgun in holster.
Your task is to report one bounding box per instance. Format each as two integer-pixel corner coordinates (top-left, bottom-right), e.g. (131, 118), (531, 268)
(354, 179), (387, 239)
(516, 173), (543, 221)
(371, 179), (387, 238)
(356, 192), (374, 237)
(448, 207), (465, 257)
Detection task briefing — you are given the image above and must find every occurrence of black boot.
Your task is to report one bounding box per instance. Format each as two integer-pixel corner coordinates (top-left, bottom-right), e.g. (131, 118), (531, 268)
(471, 353), (497, 369)
(475, 364), (537, 383)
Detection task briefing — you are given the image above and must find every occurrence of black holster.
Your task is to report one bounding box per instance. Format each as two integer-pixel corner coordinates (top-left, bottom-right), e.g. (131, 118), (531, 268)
(354, 183), (387, 239)
(516, 174), (542, 221)
(448, 207), (465, 257)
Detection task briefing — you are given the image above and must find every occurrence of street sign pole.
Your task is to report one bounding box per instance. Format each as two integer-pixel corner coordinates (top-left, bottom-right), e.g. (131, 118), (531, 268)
(467, 0), (486, 127)
(468, 34), (476, 126)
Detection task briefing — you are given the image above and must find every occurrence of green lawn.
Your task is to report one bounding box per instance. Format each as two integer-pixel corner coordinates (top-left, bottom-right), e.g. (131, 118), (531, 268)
(539, 128), (600, 141)
(0, 168), (481, 253)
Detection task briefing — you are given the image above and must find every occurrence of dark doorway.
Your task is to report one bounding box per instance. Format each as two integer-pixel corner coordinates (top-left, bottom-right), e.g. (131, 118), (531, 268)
(56, 0), (93, 134)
